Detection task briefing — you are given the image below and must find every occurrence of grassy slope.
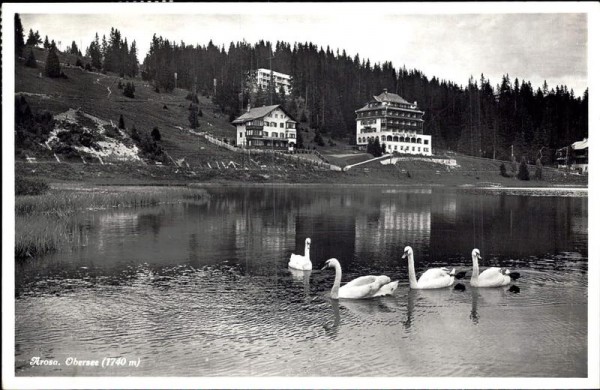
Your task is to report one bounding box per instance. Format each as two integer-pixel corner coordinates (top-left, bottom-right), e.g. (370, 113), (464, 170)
(14, 48), (587, 187)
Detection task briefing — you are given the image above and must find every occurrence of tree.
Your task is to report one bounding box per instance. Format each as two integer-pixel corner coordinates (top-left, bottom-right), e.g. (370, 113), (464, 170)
(188, 104), (199, 129)
(25, 49), (37, 68)
(297, 130), (304, 149)
(44, 45), (62, 78)
(313, 129), (325, 146)
(517, 157), (530, 180)
(151, 127), (161, 141)
(123, 82), (135, 98)
(15, 14), (25, 57)
(118, 114), (125, 129)
(87, 33), (102, 70)
(130, 125), (141, 142)
(535, 158), (543, 180)
(43, 35), (50, 49)
(26, 29), (42, 47)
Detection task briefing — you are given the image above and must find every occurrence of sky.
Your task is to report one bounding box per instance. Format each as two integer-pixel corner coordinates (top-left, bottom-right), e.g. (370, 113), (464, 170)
(16, 3), (591, 97)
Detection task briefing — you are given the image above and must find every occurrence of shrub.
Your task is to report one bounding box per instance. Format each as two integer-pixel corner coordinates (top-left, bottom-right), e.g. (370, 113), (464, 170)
(151, 127), (161, 142)
(16, 176), (49, 196)
(118, 114), (125, 129)
(75, 58), (83, 68)
(130, 126), (140, 142)
(84, 63), (92, 71)
(535, 158), (543, 180)
(518, 157), (530, 180)
(123, 82), (135, 98)
(500, 162), (509, 177)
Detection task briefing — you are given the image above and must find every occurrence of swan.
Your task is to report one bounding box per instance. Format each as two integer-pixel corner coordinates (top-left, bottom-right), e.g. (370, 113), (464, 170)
(321, 258), (399, 299)
(469, 248), (517, 287)
(402, 246), (458, 289)
(288, 238), (312, 270)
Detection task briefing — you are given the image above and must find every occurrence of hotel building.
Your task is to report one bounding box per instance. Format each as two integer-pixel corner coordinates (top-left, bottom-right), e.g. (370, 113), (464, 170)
(355, 89), (432, 156)
(232, 104), (297, 149)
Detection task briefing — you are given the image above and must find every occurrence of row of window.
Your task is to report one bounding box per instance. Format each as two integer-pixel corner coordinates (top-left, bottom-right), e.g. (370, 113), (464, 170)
(240, 132), (295, 139)
(358, 110), (420, 119)
(358, 136), (429, 145)
(368, 102), (414, 109)
(388, 145), (429, 153)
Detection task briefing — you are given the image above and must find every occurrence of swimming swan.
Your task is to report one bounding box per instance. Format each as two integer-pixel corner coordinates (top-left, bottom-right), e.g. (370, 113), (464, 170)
(469, 248), (516, 287)
(288, 238), (312, 270)
(402, 246), (458, 289)
(321, 258), (399, 299)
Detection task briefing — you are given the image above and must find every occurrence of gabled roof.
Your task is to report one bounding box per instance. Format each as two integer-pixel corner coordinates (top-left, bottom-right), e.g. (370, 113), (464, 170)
(572, 138), (588, 150)
(231, 104), (297, 124)
(373, 91), (411, 105)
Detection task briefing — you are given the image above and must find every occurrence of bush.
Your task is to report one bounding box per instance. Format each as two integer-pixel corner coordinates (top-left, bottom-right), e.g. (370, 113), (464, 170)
(75, 58), (83, 68)
(535, 158), (543, 180)
(130, 126), (140, 142)
(84, 63), (92, 71)
(518, 157), (530, 180)
(123, 82), (135, 98)
(118, 114), (125, 129)
(16, 176), (49, 196)
(151, 127), (161, 142)
(500, 162), (509, 177)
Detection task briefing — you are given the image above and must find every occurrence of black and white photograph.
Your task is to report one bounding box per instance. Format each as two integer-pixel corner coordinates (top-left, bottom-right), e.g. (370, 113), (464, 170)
(2, 2), (599, 389)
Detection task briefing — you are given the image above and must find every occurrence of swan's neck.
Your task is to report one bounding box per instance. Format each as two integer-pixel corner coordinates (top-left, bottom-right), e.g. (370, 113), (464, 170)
(471, 255), (480, 281)
(407, 254), (418, 289)
(304, 244), (310, 259)
(331, 262), (342, 299)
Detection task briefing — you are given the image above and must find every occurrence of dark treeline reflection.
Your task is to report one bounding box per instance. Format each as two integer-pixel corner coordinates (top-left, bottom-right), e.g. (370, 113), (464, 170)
(16, 187), (587, 289)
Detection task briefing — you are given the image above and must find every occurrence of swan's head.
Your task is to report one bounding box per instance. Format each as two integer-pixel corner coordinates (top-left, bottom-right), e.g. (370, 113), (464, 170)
(305, 238), (311, 248)
(321, 258), (339, 270)
(472, 248), (482, 260)
(402, 246), (413, 259)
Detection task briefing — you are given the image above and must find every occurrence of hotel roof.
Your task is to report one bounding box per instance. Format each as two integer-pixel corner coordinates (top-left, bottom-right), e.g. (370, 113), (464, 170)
(231, 105), (297, 124)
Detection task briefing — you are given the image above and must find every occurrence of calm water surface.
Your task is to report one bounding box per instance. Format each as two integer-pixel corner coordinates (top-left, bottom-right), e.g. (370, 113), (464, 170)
(15, 186), (588, 377)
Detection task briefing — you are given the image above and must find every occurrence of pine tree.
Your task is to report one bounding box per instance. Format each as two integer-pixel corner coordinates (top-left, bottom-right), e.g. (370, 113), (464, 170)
(44, 36), (50, 49)
(189, 104), (199, 129)
(44, 45), (61, 78)
(15, 14), (25, 57)
(25, 49), (37, 68)
(518, 157), (530, 180)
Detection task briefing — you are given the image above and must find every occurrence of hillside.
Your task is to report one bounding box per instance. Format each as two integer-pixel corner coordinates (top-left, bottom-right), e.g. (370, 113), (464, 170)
(13, 47), (587, 187)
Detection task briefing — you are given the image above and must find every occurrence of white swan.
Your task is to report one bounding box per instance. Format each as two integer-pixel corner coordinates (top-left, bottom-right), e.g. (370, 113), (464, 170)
(288, 238), (312, 270)
(402, 246), (458, 289)
(321, 258), (399, 299)
(469, 248), (514, 287)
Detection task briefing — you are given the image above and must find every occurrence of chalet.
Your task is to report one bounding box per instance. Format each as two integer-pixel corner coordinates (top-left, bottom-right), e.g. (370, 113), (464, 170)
(232, 105), (297, 149)
(249, 68), (292, 95)
(355, 89), (432, 156)
(556, 138), (588, 174)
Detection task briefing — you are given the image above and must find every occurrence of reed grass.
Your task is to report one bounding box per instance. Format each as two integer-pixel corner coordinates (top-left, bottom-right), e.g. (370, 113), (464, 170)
(15, 186), (209, 216)
(15, 186), (209, 259)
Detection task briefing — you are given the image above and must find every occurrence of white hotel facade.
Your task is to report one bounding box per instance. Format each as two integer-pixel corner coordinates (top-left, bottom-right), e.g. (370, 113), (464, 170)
(232, 104), (297, 149)
(355, 90), (432, 156)
(253, 68), (292, 95)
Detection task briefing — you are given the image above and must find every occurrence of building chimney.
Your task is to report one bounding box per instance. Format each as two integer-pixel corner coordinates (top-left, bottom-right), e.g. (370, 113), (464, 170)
(383, 88), (388, 94)
(247, 103), (251, 113)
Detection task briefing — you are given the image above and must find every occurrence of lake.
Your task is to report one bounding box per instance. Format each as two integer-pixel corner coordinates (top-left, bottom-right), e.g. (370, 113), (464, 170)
(15, 185), (588, 377)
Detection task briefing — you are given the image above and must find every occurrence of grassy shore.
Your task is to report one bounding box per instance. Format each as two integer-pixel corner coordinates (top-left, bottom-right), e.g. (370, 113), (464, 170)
(15, 185), (209, 260)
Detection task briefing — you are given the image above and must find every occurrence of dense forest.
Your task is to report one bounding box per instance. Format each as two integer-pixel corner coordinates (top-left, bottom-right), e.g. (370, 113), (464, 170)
(16, 12), (588, 163)
(139, 37), (587, 162)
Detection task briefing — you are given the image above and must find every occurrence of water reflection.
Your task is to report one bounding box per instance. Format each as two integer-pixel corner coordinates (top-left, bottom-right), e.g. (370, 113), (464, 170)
(323, 299), (340, 339)
(288, 268), (312, 299)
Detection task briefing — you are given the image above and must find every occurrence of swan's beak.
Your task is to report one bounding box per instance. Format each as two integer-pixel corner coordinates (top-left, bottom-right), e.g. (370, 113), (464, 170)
(321, 264), (328, 270)
(402, 253), (407, 259)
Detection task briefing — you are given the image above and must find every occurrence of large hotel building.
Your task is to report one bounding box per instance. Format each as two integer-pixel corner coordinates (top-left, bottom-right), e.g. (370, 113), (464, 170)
(355, 90), (432, 156)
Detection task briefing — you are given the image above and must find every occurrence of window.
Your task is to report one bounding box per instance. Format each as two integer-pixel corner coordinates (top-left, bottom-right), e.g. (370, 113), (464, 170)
(424, 139), (429, 145)
(280, 123), (284, 128)
(412, 147), (415, 151)
(240, 132), (243, 138)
